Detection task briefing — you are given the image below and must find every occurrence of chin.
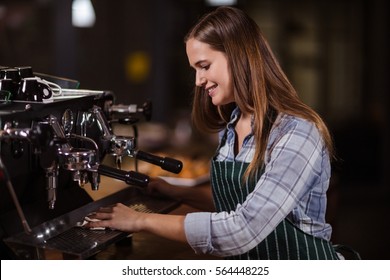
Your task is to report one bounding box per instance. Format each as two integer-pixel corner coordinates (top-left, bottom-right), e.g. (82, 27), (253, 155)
(211, 99), (221, 106)
(212, 99), (233, 106)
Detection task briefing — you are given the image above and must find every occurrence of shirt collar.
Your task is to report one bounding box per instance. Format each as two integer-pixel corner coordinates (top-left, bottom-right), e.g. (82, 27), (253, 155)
(227, 106), (255, 134)
(227, 106), (241, 129)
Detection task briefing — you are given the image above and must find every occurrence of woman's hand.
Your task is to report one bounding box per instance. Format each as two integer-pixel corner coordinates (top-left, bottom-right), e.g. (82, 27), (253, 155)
(84, 203), (188, 243)
(85, 203), (145, 232)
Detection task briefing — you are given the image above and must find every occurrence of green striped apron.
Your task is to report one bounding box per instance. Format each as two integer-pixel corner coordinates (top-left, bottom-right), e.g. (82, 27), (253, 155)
(211, 160), (339, 259)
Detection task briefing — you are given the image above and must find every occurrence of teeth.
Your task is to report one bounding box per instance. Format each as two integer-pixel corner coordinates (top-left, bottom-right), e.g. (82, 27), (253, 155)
(208, 86), (216, 93)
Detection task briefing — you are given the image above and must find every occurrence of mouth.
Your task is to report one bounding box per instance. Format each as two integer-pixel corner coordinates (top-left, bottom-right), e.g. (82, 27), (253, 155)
(206, 85), (217, 97)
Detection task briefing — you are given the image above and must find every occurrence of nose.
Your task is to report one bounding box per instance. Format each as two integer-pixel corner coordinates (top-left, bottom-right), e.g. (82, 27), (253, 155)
(195, 71), (206, 87)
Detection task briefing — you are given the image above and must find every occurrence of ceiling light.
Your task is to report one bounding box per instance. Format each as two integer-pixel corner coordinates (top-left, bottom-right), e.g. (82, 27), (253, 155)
(72, 0), (96, 28)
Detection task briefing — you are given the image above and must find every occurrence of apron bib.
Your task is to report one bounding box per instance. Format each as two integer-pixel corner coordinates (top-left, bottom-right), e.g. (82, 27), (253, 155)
(211, 160), (339, 260)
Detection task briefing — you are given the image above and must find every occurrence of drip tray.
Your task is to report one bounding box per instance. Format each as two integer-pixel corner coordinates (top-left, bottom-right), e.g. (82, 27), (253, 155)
(43, 227), (126, 258)
(4, 187), (179, 259)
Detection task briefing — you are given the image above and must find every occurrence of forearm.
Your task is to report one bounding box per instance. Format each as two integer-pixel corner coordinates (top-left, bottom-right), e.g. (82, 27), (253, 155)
(139, 213), (188, 243)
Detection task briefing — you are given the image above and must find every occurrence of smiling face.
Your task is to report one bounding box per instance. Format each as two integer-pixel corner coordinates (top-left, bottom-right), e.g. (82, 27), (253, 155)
(186, 38), (234, 106)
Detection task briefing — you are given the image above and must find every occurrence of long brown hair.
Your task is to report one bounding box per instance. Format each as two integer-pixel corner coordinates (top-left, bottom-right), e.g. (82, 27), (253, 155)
(185, 6), (334, 178)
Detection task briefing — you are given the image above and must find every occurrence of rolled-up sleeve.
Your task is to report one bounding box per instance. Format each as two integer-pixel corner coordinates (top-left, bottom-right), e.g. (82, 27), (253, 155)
(184, 212), (213, 254)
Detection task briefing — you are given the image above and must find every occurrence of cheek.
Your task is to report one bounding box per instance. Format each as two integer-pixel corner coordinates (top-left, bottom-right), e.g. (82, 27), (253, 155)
(225, 77), (235, 101)
(224, 62), (233, 86)
(224, 69), (233, 91)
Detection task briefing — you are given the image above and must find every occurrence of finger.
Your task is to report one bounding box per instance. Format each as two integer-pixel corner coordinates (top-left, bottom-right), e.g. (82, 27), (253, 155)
(93, 211), (115, 220)
(84, 221), (107, 230)
(85, 220), (110, 230)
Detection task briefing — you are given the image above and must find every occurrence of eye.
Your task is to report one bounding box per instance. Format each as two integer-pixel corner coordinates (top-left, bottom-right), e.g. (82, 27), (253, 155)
(200, 64), (210, 70)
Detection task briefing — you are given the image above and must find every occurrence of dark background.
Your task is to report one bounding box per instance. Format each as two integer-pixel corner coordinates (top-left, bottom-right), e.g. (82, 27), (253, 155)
(0, 0), (389, 259)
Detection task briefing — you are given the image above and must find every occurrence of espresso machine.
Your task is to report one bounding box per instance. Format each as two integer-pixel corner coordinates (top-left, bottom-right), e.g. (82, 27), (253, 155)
(0, 66), (182, 259)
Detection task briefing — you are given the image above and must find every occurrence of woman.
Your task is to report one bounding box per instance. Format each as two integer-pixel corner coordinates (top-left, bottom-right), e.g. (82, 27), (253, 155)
(87, 6), (339, 260)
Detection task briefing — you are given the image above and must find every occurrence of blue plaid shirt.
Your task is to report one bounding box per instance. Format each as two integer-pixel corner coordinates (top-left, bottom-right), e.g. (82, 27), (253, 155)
(184, 107), (333, 257)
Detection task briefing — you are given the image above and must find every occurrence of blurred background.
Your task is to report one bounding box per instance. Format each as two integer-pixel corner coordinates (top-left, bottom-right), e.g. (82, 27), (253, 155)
(0, 0), (389, 259)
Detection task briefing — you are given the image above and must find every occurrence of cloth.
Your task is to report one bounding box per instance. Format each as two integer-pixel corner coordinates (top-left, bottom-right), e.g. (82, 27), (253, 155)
(184, 108), (334, 257)
(76, 215), (106, 230)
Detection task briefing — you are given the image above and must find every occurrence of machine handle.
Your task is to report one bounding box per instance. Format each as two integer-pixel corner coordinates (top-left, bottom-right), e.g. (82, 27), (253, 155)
(98, 164), (149, 187)
(135, 150), (183, 174)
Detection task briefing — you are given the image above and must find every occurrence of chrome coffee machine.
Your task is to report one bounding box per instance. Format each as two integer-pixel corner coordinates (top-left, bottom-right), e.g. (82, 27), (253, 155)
(0, 66), (182, 259)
